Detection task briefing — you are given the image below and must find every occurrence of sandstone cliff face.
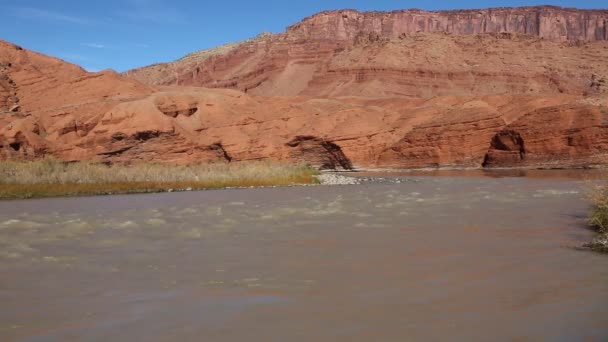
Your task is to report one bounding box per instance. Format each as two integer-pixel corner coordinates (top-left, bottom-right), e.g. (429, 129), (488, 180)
(375, 95), (608, 169)
(125, 6), (608, 99)
(3, 5), (608, 171)
(288, 6), (608, 42)
(0, 40), (154, 160)
(2, 39), (607, 170)
(483, 101), (608, 168)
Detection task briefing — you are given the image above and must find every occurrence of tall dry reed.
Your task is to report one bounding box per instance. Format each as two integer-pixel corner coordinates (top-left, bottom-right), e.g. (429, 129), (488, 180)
(0, 158), (318, 199)
(586, 182), (608, 252)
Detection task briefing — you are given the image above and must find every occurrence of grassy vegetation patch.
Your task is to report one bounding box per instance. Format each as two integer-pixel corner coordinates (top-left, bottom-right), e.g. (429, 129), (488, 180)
(587, 183), (608, 253)
(0, 158), (319, 199)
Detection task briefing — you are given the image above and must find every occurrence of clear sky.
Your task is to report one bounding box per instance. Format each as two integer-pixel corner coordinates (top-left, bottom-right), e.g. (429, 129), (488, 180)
(1, 0), (605, 72)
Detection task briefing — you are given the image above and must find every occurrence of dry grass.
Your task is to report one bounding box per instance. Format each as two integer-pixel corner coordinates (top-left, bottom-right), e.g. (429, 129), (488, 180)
(586, 183), (608, 253)
(0, 158), (319, 199)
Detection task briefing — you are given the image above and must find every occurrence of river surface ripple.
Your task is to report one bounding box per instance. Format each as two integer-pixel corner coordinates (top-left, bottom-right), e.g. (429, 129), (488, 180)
(1, 174), (607, 341)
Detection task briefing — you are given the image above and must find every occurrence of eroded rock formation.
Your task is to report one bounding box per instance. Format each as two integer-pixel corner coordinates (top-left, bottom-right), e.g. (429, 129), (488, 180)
(125, 7), (608, 99)
(483, 102), (608, 168)
(288, 6), (608, 42)
(482, 130), (527, 167)
(2, 6), (608, 170)
(286, 136), (353, 170)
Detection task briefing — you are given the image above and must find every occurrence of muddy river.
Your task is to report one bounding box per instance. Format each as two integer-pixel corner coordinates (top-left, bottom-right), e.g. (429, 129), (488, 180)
(1, 173), (608, 341)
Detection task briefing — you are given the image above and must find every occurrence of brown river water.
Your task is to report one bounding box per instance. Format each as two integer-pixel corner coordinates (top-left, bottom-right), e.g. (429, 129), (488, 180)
(1, 172), (608, 341)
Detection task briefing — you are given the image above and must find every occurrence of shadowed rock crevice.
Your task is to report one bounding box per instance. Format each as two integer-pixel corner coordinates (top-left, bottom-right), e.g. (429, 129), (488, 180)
(9, 142), (21, 151)
(111, 133), (127, 142)
(97, 146), (134, 157)
(0, 63), (20, 114)
(0, 131), (48, 160)
(483, 130), (526, 167)
(286, 135), (353, 170)
(133, 130), (161, 141)
(160, 106), (198, 118)
(95, 134), (233, 163)
(154, 95), (199, 118)
(208, 143), (232, 162)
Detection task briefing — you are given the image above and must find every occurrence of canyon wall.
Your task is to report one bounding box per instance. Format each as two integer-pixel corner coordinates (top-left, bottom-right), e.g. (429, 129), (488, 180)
(3, 6), (608, 170)
(2, 37), (607, 169)
(124, 6), (608, 99)
(288, 6), (608, 42)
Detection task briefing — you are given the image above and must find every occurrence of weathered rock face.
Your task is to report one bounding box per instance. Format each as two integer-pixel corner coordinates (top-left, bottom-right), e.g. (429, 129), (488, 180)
(288, 6), (608, 42)
(482, 130), (527, 167)
(125, 6), (608, 99)
(483, 102), (608, 168)
(376, 95), (608, 169)
(0, 62), (19, 114)
(286, 136), (353, 170)
(0, 40), (156, 161)
(0, 117), (48, 160)
(3, 4), (608, 172)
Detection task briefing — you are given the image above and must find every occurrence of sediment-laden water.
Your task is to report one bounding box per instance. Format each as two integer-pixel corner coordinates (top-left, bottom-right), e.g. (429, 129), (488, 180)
(1, 174), (607, 341)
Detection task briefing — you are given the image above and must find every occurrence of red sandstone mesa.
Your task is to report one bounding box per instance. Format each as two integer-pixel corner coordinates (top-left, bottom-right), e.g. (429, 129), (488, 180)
(1, 6), (608, 169)
(125, 6), (608, 97)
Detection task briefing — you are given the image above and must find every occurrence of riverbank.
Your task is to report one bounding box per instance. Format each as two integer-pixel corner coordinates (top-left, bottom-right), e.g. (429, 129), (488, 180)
(586, 183), (608, 253)
(0, 159), (320, 199)
(584, 233), (608, 253)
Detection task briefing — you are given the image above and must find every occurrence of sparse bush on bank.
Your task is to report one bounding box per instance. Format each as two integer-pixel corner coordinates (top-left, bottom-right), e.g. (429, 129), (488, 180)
(586, 183), (608, 253)
(0, 158), (319, 199)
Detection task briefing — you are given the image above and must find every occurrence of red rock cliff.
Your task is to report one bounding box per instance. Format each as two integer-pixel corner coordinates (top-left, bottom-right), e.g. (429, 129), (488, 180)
(124, 6), (608, 99)
(288, 6), (608, 42)
(4, 5), (608, 170)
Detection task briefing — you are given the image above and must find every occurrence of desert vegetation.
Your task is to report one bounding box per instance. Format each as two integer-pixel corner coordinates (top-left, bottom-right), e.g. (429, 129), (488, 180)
(0, 158), (319, 199)
(586, 183), (608, 253)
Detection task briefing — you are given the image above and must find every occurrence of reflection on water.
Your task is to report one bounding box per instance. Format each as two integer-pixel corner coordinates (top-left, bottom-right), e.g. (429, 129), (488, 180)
(1, 174), (608, 341)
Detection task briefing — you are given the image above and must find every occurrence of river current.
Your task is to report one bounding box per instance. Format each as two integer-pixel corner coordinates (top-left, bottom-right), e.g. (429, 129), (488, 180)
(1, 172), (607, 341)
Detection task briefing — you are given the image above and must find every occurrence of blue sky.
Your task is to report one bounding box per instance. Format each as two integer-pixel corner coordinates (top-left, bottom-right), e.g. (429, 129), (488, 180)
(1, 0), (605, 72)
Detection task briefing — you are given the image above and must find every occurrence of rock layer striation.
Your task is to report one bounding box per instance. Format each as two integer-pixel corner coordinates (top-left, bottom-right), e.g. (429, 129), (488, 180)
(289, 6), (608, 42)
(125, 6), (608, 99)
(3, 6), (608, 170)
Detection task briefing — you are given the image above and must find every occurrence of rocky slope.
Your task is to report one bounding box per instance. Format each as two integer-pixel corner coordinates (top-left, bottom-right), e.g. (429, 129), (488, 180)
(2, 38), (607, 169)
(124, 6), (608, 99)
(0, 40), (153, 160)
(2, 6), (608, 170)
(376, 95), (608, 168)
